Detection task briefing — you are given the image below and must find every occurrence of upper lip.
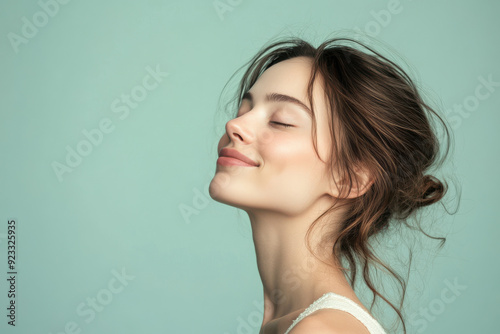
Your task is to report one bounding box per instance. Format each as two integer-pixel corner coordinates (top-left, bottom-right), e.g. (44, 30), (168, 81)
(218, 148), (260, 166)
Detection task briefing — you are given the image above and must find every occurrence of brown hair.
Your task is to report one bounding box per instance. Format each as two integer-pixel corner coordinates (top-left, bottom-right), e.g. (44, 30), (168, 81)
(218, 35), (457, 333)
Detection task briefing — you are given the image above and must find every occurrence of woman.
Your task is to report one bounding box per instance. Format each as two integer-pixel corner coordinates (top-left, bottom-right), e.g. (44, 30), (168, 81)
(209, 36), (452, 334)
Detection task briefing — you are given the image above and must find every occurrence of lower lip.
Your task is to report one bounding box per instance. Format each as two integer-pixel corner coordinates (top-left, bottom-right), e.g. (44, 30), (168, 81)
(217, 157), (257, 167)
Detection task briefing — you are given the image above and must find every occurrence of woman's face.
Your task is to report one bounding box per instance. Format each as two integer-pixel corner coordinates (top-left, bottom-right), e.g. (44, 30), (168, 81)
(209, 56), (336, 216)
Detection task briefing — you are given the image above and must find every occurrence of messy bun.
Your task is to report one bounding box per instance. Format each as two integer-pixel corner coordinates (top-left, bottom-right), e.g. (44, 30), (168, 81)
(418, 175), (445, 206)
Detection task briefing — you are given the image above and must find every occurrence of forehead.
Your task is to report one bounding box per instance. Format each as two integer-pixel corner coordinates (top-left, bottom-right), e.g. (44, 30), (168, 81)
(252, 57), (315, 94)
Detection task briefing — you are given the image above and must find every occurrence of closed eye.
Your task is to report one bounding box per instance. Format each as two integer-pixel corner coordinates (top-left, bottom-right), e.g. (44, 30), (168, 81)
(270, 121), (293, 128)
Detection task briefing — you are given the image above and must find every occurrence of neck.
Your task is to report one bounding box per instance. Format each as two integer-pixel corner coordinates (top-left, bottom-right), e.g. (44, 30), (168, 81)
(246, 199), (355, 328)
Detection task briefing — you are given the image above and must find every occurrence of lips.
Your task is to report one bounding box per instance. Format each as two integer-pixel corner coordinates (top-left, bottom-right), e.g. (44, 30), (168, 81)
(218, 148), (260, 167)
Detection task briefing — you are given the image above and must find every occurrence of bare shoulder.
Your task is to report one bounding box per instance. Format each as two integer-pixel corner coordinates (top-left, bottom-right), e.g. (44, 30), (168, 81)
(288, 308), (371, 334)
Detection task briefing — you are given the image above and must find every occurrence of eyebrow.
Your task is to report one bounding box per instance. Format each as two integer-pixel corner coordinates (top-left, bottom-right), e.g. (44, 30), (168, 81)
(241, 91), (312, 118)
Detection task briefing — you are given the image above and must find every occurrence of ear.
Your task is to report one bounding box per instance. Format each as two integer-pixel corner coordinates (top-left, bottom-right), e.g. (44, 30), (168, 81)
(327, 164), (374, 199)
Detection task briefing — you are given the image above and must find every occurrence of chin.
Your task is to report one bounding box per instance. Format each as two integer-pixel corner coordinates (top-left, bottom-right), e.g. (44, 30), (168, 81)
(208, 180), (239, 207)
(208, 180), (254, 212)
(208, 173), (229, 200)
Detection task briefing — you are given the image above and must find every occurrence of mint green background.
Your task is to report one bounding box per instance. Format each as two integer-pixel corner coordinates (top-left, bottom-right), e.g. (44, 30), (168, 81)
(0, 1), (498, 333)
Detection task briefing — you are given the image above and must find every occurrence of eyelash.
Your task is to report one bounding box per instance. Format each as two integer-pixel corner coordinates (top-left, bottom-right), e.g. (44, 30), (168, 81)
(270, 121), (293, 128)
(235, 108), (293, 128)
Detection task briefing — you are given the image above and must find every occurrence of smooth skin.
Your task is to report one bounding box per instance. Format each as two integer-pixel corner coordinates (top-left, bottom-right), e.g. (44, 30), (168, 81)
(209, 57), (374, 334)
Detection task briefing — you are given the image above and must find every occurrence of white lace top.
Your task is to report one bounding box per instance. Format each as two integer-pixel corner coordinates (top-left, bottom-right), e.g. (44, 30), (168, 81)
(284, 292), (387, 334)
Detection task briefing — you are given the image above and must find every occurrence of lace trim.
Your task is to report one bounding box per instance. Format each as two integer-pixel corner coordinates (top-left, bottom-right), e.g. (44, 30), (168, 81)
(283, 292), (386, 334)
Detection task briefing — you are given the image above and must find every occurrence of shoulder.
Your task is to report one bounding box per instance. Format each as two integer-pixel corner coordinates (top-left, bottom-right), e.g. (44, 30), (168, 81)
(288, 308), (371, 334)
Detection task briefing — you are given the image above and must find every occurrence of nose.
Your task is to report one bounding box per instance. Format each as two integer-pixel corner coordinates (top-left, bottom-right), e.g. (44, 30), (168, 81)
(225, 114), (256, 144)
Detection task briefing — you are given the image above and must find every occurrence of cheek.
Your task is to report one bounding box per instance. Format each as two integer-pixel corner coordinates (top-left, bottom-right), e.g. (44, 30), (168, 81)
(273, 133), (312, 159)
(260, 136), (324, 181)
